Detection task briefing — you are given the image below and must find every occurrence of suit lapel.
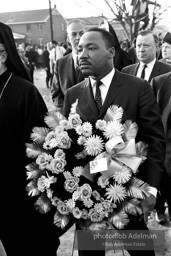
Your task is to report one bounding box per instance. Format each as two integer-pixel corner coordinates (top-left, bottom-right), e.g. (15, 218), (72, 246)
(149, 60), (160, 82)
(66, 54), (75, 85)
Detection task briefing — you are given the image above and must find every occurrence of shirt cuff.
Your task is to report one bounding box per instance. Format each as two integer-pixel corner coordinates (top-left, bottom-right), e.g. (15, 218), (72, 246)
(148, 186), (157, 197)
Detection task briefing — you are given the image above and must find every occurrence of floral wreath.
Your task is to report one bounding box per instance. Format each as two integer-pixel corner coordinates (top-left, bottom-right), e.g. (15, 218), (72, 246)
(26, 101), (149, 230)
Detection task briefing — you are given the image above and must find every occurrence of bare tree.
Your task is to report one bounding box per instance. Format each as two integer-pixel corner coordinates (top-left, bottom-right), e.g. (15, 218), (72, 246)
(103, 0), (171, 43)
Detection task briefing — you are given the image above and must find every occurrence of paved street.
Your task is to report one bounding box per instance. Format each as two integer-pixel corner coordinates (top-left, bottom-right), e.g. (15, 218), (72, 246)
(34, 69), (171, 256)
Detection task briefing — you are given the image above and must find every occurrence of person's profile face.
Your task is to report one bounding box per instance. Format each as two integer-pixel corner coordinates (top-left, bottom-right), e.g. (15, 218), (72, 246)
(162, 42), (171, 59)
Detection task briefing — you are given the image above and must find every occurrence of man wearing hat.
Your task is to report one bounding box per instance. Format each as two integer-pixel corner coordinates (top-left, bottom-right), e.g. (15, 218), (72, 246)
(0, 22), (70, 256)
(160, 32), (171, 65)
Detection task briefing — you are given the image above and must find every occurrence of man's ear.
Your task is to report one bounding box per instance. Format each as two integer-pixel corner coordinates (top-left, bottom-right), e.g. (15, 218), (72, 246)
(1, 51), (7, 63)
(109, 47), (115, 59)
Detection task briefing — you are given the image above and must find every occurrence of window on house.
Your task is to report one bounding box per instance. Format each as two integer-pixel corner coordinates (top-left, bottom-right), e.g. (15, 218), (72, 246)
(26, 24), (31, 31)
(38, 38), (43, 45)
(37, 24), (43, 31)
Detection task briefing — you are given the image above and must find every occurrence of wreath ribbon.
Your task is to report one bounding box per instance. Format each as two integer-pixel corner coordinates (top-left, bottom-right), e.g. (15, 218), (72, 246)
(82, 137), (143, 181)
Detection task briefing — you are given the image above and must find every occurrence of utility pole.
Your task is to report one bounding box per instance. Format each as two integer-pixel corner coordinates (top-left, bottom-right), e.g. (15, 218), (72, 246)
(49, 0), (54, 41)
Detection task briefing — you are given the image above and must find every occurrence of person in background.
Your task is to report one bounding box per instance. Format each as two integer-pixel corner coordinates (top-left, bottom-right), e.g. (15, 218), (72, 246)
(99, 18), (132, 71)
(25, 43), (36, 83)
(160, 32), (171, 65)
(0, 22), (71, 256)
(43, 42), (52, 88)
(63, 27), (165, 256)
(51, 19), (86, 112)
(17, 45), (31, 80)
(151, 71), (171, 223)
(122, 29), (171, 224)
(49, 40), (66, 77)
(122, 30), (171, 83)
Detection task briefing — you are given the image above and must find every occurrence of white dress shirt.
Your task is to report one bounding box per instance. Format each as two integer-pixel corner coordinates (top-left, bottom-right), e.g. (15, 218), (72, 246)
(90, 68), (115, 104)
(136, 59), (156, 81)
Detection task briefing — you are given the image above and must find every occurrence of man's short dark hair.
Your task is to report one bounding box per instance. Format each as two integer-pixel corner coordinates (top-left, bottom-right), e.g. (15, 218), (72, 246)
(85, 27), (115, 49)
(51, 40), (57, 45)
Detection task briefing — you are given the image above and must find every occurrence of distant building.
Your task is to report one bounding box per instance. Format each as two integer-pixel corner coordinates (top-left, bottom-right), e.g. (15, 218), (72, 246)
(0, 5), (67, 45)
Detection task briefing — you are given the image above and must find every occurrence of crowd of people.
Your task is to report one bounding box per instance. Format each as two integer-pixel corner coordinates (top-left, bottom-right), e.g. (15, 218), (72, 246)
(0, 17), (171, 256)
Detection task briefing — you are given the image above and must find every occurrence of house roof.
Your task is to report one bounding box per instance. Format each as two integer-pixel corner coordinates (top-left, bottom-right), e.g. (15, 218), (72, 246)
(0, 8), (61, 25)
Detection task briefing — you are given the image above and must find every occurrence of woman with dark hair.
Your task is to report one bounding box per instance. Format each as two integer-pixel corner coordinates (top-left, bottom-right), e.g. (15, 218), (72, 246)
(99, 18), (132, 71)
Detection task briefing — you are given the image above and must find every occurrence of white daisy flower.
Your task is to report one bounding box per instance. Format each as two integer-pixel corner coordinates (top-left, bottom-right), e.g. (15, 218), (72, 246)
(84, 135), (104, 156)
(82, 122), (93, 137)
(75, 125), (84, 135)
(83, 199), (94, 208)
(63, 171), (72, 179)
(72, 166), (83, 177)
(105, 183), (127, 203)
(94, 203), (104, 213)
(113, 166), (132, 184)
(66, 199), (75, 210)
(103, 121), (124, 139)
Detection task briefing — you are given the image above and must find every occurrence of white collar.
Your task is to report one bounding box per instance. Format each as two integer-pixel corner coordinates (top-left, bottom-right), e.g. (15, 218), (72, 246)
(90, 68), (115, 88)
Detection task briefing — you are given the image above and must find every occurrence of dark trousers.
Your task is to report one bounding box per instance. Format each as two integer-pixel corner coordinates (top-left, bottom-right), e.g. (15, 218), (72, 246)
(76, 215), (155, 256)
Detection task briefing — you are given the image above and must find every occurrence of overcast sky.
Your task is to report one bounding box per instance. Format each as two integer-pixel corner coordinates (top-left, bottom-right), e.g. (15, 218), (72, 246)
(1, 0), (171, 23)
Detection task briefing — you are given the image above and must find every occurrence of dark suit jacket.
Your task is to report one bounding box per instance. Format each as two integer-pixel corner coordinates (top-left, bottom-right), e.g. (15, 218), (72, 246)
(121, 60), (171, 83)
(51, 53), (84, 109)
(151, 72), (171, 177)
(63, 70), (165, 189)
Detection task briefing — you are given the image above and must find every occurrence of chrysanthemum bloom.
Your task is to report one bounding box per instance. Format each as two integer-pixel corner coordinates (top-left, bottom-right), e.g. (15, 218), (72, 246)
(82, 122), (93, 137)
(113, 166), (132, 184)
(68, 113), (82, 128)
(66, 199), (75, 210)
(83, 198), (94, 208)
(103, 121), (124, 139)
(105, 184), (127, 203)
(72, 166), (83, 177)
(84, 135), (104, 156)
(75, 125), (84, 135)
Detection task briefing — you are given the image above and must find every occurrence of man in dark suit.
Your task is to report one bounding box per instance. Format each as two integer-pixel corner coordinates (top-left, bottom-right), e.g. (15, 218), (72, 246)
(151, 72), (171, 222)
(122, 29), (171, 224)
(51, 19), (86, 112)
(121, 30), (171, 83)
(63, 27), (165, 256)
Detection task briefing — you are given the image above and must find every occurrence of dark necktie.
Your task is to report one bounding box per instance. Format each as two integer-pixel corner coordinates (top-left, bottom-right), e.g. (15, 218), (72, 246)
(140, 64), (147, 79)
(94, 80), (102, 113)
